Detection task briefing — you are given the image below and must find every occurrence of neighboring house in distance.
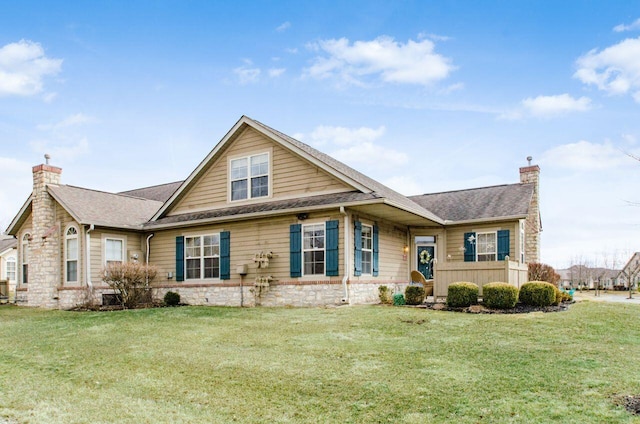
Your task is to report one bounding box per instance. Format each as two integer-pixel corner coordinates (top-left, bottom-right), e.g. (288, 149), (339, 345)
(557, 265), (620, 289)
(0, 236), (18, 300)
(6, 116), (542, 309)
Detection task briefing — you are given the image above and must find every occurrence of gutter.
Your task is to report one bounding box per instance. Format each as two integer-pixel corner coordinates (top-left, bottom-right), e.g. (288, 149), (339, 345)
(339, 206), (350, 304)
(442, 214), (529, 226)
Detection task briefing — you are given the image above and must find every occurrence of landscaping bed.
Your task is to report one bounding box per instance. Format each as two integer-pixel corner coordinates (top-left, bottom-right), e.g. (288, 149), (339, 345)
(421, 300), (572, 314)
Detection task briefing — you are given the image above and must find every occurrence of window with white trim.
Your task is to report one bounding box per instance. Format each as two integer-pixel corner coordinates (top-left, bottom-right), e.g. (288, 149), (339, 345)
(230, 153), (269, 201)
(361, 224), (373, 275)
(105, 238), (124, 266)
(66, 226), (79, 282)
(303, 223), (325, 275)
(185, 234), (220, 279)
(477, 232), (497, 262)
(21, 234), (29, 284)
(6, 257), (16, 282)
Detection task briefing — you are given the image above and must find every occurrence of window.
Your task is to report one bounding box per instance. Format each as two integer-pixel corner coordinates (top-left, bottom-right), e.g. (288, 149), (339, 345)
(105, 238), (124, 266)
(476, 232), (497, 262)
(361, 224), (373, 275)
(520, 221), (525, 263)
(185, 234), (220, 279)
(230, 153), (269, 201)
(66, 227), (79, 282)
(6, 258), (16, 281)
(303, 223), (325, 275)
(21, 234), (29, 284)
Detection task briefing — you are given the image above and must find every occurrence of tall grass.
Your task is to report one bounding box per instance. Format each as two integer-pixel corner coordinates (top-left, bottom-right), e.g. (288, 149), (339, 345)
(0, 302), (638, 423)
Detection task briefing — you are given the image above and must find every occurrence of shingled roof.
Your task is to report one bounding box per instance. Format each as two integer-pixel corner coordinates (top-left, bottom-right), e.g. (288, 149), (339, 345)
(48, 185), (163, 229)
(119, 181), (183, 203)
(0, 237), (17, 253)
(409, 183), (534, 223)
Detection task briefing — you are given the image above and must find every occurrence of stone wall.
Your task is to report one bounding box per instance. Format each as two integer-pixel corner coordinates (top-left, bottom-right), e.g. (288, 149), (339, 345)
(28, 164), (63, 308)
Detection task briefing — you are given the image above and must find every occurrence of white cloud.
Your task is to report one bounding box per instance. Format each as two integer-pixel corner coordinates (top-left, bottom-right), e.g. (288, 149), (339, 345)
(383, 175), (423, 196)
(0, 39), (62, 97)
(540, 139), (636, 171)
(234, 66), (261, 84)
(276, 22), (291, 32)
(297, 124), (408, 169)
(285, 47), (298, 54)
(574, 37), (640, 102)
(268, 68), (286, 78)
(613, 18), (640, 32)
(522, 94), (592, 117)
(418, 32), (452, 42)
(304, 36), (455, 87)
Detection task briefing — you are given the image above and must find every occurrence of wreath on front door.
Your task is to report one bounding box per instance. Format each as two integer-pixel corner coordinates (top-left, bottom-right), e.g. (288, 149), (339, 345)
(419, 250), (432, 264)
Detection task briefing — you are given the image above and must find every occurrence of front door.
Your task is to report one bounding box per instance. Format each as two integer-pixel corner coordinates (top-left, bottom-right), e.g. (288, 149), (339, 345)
(417, 245), (435, 280)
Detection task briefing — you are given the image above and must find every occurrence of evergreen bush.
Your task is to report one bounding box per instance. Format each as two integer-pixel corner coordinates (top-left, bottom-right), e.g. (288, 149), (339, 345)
(482, 282), (518, 309)
(405, 285), (426, 305)
(164, 291), (181, 307)
(519, 281), (556, 307)
(447, 282), (478, 307)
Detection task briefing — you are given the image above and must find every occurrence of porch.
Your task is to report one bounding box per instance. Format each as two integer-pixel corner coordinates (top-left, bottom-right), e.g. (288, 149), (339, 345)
(432, 259), (528, 299)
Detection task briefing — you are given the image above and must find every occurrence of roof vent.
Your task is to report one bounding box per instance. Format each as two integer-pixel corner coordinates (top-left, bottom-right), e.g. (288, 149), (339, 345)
(44, 153), (51, 165)
(526, 156), (532, 166)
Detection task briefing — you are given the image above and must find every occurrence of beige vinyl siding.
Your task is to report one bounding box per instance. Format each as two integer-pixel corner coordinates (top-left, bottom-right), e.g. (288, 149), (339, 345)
(169, 127), (352, 215)
(351, 216), (409, 282)
(149, 211), (346, 285)
(89, 229), (142, 285)
(445, 222), (519, 262)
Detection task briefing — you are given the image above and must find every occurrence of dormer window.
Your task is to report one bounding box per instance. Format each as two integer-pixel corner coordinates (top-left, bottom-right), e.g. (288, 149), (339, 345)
(230, 153), (269, 201)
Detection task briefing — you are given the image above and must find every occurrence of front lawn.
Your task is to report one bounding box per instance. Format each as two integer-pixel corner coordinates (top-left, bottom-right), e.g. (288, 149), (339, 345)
(0, 302), (639, 423)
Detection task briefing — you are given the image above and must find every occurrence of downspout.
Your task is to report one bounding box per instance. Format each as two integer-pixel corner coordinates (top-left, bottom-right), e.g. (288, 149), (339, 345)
(145, 234), (154, 286)
(340, 206), (350, 304)
(85, 224), (94, 292)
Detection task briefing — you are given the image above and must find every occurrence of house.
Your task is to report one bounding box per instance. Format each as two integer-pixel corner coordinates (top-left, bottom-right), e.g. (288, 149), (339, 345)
(0, 236), (18, 300)
(615, 252), (640, 290)
(558, 265), (620, 289)
(6, 116), (541, 309)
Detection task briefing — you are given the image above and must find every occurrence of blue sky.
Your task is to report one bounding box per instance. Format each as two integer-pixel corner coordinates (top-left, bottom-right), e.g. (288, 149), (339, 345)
(2, 0), (640, 269)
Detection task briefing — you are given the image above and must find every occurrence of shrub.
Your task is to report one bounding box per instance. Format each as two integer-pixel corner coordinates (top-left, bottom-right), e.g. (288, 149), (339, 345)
(447, 282), (478, 307)
(164, 291), (181, 307)
(483, 282), (519, 309)
(405, 285), (426, 305)
(102, 262), (158, 308)
(519, 281), (556, 307)
(528, 263), (561, 287)
(378, 285), (393, 305)
(393, 293), (406, 306)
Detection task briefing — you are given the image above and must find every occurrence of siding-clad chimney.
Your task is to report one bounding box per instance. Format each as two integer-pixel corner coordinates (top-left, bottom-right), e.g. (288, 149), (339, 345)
(28, 159), (62, 307)
(520, 159), (541, 264)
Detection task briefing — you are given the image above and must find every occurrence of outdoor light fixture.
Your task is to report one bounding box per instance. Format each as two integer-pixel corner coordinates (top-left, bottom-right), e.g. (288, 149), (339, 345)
(403, 245), (409, 254)
(167, 272), (173, 280)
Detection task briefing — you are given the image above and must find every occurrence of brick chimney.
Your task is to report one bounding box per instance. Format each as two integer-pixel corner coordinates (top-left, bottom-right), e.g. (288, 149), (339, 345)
(28, 155), (62, 307)
(520, 156), (541, 264)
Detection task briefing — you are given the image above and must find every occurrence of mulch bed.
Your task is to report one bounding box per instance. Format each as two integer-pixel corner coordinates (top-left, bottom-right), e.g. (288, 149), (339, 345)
(416, 301), (572, 314)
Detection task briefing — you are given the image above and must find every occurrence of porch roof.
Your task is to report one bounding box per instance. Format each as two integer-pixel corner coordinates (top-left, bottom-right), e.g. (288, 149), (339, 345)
(409, 183), (534, 223)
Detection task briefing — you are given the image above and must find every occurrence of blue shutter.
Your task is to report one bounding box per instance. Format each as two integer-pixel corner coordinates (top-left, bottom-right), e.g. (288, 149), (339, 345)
(464, 232), (476, 262)
(372, 224), (379, 276)
(176, 236), (185, 282)
(497, 230), (510, 261)
(290, 224), (302, 277)
(326, 220), (339, 276)
(354, 221), (362, 276)
(220, 231), (231, 279)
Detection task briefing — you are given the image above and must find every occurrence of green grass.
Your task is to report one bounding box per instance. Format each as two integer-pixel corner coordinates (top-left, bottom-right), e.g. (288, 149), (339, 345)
(1, 302), (639, 423)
